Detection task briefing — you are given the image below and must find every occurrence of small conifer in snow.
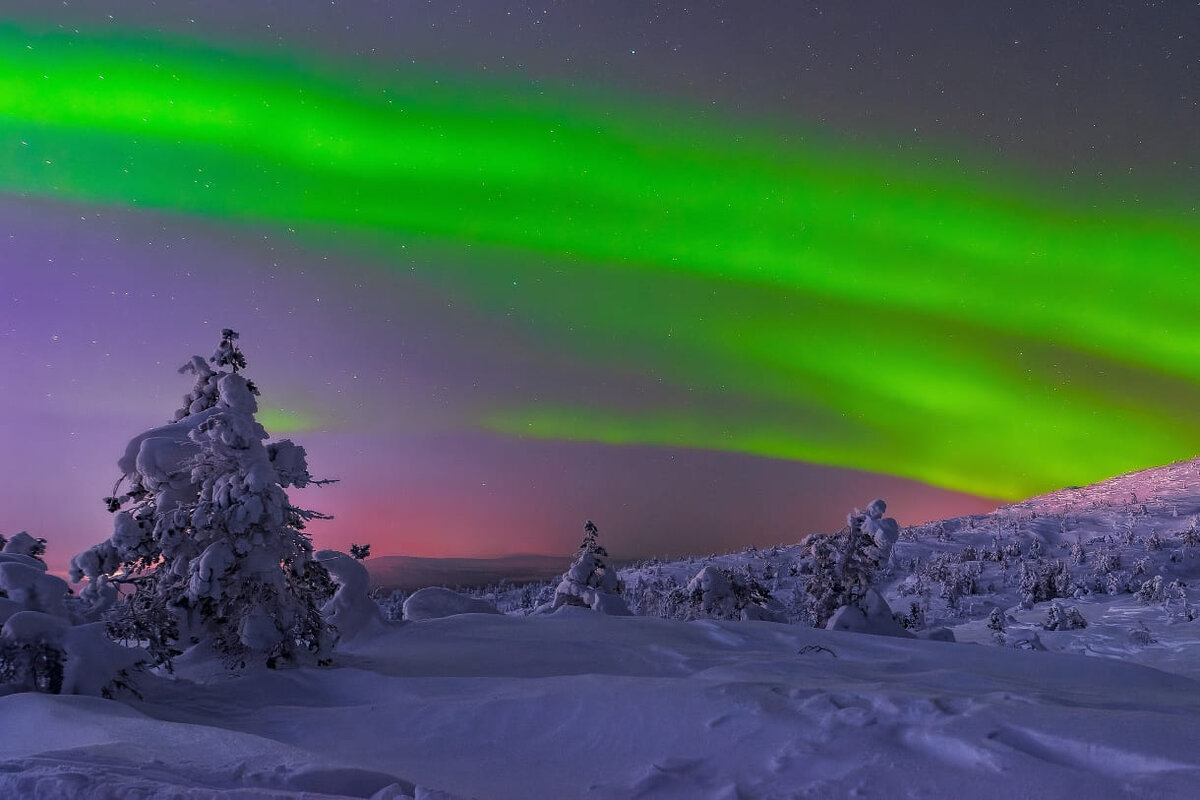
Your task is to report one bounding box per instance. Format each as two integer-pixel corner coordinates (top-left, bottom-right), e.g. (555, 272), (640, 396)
(551, 520), (630, 615)
(1042, 603), (1087, 631)
(986, 607), (1006, 633)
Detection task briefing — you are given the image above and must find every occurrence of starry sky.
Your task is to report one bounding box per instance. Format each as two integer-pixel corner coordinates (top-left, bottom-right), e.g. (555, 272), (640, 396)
(2, 2), (1197, 573)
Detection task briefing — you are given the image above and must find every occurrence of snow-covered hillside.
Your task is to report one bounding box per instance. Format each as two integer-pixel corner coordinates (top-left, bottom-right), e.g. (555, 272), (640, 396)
(7, 458), (1200, 798)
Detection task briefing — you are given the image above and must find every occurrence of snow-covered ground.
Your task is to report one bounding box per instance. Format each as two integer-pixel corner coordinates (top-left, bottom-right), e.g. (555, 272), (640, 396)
(8, 458), (1200, 798)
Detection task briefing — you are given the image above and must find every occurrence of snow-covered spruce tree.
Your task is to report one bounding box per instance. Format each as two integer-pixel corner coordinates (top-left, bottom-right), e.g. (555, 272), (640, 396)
(802, 499), (898, 628)
(70, 330), (337, 669)
(550, 520), (631, 615)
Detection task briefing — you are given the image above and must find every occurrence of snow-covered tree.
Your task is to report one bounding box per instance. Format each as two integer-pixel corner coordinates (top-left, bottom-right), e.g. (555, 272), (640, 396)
(802, 499), (898, 627)
(680, 565), (784, 622)
(1, 536), (143, 695)
(70, 331), (337, 669)
(551, 520), (630, 615)
(1043, 603), (1087, 631)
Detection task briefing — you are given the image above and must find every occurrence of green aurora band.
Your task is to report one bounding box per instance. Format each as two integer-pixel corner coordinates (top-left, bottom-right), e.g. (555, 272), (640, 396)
(2, 23), (1199, 499)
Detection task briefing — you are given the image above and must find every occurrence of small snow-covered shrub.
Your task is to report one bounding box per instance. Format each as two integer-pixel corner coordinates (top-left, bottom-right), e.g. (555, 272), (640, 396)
(896, 600), (927, 631)
(1018, 560), (1073, 608)
(371, 588), (407, 622)
(1129, 623), (1156, 646)
(1179, 522), (1200, 552)
(623, 573), (687, 619)
(680, 565), (784, 622)
(0, 538), (144, 697)
(1042, 603), (1087, 631)
(1142, 578), (1198, 622)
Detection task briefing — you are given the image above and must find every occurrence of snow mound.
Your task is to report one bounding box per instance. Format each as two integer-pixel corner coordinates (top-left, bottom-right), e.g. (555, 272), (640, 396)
(318, 550), (388, 641)
(403, 587), (500, 621)
(825, 588), (914, 638)
(7, 612), (1200, 798)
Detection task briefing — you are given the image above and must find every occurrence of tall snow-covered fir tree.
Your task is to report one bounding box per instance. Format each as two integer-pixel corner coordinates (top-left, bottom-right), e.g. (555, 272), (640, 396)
(70, 330), (336, 668)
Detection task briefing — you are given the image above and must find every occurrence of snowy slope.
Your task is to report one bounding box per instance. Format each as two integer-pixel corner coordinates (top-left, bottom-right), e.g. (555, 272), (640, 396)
(7, 458), (1200, 798)
(4, 611), (1200, 799)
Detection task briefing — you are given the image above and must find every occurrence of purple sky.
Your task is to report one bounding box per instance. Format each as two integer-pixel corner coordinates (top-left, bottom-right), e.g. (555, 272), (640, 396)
(2, 2), (1194, 573)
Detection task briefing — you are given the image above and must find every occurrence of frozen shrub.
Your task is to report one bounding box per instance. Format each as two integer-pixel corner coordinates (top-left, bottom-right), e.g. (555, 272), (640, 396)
(1165, 580), (1195, 622)
(1129, 622), (1156, 646)
(1, 539), (144, 696)
(371, 588), (407, 622)
(681, 565), (784, 622)
(896, 601), (926, 631)
(938, 562), (982, 612)
(624, 573), (687, 619)
(1018, 560), (1072, 608)
(1043, 603), (1087, 631)
(1178, 522), (1200, 553)
(1132, 578), (1161, 604)
(986, 607), (1006, 633)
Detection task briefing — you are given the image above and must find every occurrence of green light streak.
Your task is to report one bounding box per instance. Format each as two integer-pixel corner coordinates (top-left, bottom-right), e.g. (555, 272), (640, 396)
(1, 22), (1197, 499)
(257, 408), (319, 435)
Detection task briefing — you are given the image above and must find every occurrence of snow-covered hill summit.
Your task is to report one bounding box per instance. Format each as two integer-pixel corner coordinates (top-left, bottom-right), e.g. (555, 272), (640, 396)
(1011, 455), (1200, 516)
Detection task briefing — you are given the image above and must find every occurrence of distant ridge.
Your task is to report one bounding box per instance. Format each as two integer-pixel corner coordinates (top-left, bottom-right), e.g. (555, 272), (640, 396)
(1006, 456), (1200, 516)
(365, 553), (569, 591)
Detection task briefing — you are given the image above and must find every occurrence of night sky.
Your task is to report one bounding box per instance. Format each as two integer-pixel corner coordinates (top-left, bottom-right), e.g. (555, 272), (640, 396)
(2, 2), (1197, 573)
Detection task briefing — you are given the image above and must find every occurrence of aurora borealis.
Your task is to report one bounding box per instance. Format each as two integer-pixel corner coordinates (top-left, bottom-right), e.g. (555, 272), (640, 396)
(2, 2), (1196, 572)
